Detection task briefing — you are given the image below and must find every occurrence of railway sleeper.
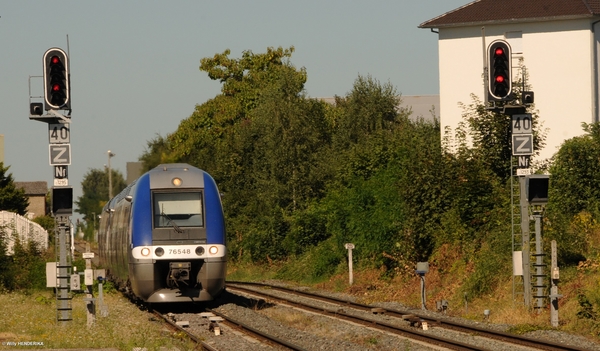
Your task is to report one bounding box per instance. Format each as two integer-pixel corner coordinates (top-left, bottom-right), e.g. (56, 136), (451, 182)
(402, 314), (424, 328)
(200, 312), (224, 336)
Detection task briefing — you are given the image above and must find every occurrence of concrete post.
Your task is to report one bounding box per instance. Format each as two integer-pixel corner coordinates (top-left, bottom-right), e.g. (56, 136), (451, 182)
(519, 177), (532, 307)
(345, 243), (355, 285)
(550, 240), (562, 327)
(84, 243), (95, 327)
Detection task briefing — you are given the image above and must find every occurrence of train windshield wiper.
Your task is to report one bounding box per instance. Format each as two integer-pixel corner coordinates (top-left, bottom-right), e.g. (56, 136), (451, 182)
(161, 210), (183, 233)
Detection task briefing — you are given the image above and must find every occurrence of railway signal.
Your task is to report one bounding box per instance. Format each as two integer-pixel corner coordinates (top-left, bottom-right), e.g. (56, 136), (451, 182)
(488, 40), (512, 101)
(43, 48), (70, 110)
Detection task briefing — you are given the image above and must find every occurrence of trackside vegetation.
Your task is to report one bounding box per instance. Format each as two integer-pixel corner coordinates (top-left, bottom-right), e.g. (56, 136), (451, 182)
(140, 47), (600, 334)
(140, 47), (542, 282)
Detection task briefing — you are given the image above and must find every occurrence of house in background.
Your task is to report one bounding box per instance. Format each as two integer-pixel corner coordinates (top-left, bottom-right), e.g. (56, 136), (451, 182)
(419, 0), (600, 160)
(15, 181), (48, 219)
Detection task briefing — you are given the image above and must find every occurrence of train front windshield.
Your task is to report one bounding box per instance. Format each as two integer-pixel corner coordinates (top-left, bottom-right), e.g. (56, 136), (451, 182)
(153, 192), (204, 228)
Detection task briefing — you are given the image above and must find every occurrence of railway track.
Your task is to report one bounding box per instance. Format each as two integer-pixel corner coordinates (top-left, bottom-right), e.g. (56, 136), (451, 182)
(153, 302), (308, 351)
(98, 275), (598, 350)
(226, 281), (593, 351)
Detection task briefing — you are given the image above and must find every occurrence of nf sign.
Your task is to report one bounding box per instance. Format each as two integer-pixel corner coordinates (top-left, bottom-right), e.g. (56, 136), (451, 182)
(54, 166), (68, 187)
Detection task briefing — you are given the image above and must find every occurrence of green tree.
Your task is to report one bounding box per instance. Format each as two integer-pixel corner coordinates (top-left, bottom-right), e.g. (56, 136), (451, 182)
(546, 122), (600, 262)
(166, 46), (304, 166)
(0, 162), (28, 215)
(299, 76), (444, 270)
(75, 167), (126, 240)
(229, 78), (330, 261)
(139, 134), (174, 172)
(143, 47), (315, 262)
(454, 93), (546, 182)
(549, 122), (600, 217)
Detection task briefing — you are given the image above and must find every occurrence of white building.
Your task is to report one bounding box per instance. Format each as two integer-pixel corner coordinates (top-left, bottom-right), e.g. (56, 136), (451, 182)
(420, 0), (600, 160)
(0, 211), (48, 255)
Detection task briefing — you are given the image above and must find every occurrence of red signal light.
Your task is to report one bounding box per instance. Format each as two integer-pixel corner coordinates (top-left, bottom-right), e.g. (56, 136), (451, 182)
(488, 40), (512, 101)
(43, 48), (70, 110)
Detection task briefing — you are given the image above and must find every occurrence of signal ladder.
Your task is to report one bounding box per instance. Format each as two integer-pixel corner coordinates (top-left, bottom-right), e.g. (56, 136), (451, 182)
(55, 218), (72, 323)
(510, 158), (547, 310)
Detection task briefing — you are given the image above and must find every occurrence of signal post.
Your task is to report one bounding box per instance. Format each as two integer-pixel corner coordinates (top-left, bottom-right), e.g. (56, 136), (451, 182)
(31, 47), (74, 324)
(484, 38), (551, 311)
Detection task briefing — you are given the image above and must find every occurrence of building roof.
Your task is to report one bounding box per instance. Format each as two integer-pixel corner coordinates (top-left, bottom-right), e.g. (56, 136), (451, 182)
(15, 181), (48, 196)
(402, 95), (439, 122)
(419, 0), (600, 28)
(319, 95), (439, 123)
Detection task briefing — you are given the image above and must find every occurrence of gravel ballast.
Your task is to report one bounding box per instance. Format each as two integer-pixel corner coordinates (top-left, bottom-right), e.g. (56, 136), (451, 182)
(166, 282), (600, 350)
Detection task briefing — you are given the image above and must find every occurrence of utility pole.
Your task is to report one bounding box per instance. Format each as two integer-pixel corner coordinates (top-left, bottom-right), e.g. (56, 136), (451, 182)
(108, 150), (115, 199)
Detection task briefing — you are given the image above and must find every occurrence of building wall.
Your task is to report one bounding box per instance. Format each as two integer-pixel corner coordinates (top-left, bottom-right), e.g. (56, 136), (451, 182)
(27, 195), (46, 219)
(126, 162), (143, 185)
(0, 134), (4, 164)
(15, 181), (48, 219)
(438, 18), (596, 160)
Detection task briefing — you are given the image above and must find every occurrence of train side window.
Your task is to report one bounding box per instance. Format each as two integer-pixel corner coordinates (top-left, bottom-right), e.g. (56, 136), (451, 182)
(153, 192), (204, 228)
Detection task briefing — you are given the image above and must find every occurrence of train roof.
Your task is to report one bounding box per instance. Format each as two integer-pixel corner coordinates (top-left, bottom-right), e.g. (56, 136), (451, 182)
(151, 163), (202, 172)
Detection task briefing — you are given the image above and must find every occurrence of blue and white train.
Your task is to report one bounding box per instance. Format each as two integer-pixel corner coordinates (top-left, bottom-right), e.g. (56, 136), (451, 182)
(98, 163), (226, 303)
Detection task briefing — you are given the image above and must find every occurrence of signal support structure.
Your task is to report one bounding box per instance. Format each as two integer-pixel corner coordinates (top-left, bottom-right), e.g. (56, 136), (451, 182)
(30, 47), (74, 324)
(483, 38), (553, 312)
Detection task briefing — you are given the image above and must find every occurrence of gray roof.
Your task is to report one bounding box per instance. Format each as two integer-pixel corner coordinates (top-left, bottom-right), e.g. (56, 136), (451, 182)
(15, 181), (48, 196)
(402, 95), (439, 122)
(318, 95), (439, 123)
(419, 0), (600, 28)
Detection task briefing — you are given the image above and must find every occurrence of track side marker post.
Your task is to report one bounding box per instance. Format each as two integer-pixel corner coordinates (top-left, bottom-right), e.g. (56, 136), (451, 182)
(345, 243), (355, 285)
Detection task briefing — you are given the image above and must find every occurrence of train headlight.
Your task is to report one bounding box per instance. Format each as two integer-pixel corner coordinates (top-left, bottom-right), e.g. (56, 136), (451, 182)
(172, 177), (182, 187)
(155, 247), (164, 257)
(209, 246), (218, 255)
(195, 246), (205, 256)
(141, 247), (151, 257)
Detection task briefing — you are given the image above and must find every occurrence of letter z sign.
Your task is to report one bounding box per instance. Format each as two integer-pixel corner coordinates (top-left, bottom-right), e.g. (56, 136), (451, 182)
(512, 134), (533, 156)
(49, 144), (71, 165)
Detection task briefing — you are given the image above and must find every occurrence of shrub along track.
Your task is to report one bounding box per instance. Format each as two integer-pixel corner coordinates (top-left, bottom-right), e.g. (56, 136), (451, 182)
(226, 281), (593, 351)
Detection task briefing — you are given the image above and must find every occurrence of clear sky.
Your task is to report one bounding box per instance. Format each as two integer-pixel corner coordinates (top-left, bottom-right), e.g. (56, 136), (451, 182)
(0, 1), (467, 211)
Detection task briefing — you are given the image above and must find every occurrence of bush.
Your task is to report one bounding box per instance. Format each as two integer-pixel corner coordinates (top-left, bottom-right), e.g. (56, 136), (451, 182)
(461, 231), (511, 299)
(276, 238), (344, 283)
(0, 225), (52, 291)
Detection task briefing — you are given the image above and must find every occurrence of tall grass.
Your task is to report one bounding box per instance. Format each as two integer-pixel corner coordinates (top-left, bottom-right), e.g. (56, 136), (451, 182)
(0, 290), (195, 350)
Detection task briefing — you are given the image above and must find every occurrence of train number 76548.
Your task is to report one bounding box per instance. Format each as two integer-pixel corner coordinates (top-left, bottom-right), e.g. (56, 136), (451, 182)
(169, 248), (191, 255)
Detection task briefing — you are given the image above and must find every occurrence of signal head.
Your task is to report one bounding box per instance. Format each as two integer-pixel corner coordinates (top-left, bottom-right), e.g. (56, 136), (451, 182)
(487, 40), (512, 102)
(43, 48), (70, 110)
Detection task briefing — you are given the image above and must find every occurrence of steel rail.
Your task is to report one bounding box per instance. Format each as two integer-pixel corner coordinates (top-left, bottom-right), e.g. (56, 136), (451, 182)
(206, 308), (308, 351)
(227, 281), (591, 351)
(227, 283), (492, 351)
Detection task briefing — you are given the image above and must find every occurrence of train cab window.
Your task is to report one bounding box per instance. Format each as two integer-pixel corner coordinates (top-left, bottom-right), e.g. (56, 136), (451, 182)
(153, 192), (204, 228)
